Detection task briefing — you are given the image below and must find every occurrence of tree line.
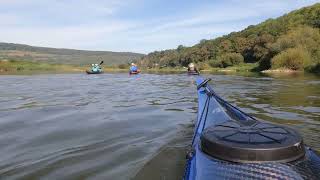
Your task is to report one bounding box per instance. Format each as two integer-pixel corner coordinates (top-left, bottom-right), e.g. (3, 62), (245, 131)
(138, 3), (320, 73)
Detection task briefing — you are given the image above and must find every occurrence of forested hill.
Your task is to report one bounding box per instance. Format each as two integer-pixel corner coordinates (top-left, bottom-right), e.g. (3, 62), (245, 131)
(139, 3), (320, 72)
(0, 43), (144, 65)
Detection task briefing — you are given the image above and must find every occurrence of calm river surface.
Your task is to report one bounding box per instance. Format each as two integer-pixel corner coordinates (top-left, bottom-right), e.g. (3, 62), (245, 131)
(0, 73), (319, 180)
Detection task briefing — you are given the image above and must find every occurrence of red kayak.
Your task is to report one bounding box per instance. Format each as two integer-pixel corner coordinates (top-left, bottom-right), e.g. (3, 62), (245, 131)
(188, 70), (200, 75)
(129, 70), (141, 75)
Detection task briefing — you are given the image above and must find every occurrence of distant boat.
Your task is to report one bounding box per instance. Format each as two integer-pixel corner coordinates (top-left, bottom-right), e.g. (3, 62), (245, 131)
(187, 70), (199, 75)
(129, 70), (141, 75)
(86, 61), (103, 74)
(86, 70), (103, 74)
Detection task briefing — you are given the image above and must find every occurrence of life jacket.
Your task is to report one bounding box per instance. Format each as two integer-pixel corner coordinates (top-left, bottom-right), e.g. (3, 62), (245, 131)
(92, 65), (101, 72)
(130, 66), (138, 72)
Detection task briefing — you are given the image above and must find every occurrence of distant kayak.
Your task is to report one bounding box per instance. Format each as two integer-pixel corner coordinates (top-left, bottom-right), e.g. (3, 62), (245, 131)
(87, 61), (104, 74)
(86, 70), (103, 74)
(187, 71), (199, 75)
(129, 70), (140, 75)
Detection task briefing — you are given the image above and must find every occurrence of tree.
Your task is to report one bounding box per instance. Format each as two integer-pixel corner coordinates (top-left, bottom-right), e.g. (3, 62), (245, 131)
(177, 45), (185, 52)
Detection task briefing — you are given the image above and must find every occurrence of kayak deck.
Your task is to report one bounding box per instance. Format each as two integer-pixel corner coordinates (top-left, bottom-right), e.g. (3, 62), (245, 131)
(184, 78), (320, 180)
(185, 148), (320, 179)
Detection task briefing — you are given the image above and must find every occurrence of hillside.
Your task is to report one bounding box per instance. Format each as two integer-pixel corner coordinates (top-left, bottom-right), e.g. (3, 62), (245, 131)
(139, 3), (320, 73)
(0, 43), (144, 65)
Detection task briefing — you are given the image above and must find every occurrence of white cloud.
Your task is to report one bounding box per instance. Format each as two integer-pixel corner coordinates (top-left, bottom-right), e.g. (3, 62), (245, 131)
(127, 0), (320, 52)
(0, 0), (318, 53)
(0, 22), (136, 49)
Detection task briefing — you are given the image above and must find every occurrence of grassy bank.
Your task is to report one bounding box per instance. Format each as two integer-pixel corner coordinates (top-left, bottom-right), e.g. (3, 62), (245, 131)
(0, 60), (161, 75)
(135, 63), (258, 74)
(0, 60), (86, 74)
(0, 60), (298, 75)
(202, 63), (258, 73)
(142, 63), (320, 76)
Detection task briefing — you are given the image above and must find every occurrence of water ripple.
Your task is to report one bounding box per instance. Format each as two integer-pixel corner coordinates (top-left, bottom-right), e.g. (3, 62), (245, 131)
(0, 73), (319, 179)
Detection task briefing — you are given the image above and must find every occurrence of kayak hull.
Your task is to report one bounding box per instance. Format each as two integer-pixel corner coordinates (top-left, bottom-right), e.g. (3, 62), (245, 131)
(129, 70), (140, 75)
(185, 146), (320, 180)
(184, 78), (320, 180)
(86, 70), (103, 74)
(187, 71), (199, 75)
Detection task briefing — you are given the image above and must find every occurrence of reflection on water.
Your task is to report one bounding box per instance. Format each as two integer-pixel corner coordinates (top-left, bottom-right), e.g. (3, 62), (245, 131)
(0, 73), (319, 179)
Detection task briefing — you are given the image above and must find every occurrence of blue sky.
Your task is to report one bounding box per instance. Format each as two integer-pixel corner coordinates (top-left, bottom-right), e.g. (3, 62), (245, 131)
(0, 0), (318, 53)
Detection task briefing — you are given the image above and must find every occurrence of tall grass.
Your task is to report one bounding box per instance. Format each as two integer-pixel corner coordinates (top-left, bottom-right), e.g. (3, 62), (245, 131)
(0, 60), (85, 73)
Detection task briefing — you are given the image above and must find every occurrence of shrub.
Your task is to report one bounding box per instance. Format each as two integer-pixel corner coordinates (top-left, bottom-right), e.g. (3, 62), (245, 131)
(118, 64), (128, 69)
(219, 53), (244, 68)
(313, 63), (320, 73)
(209, 59), (223, 68)
(271, 47), (312, 70)
(197, 62), (210, 70)
(270, 26), (320, 60)
(306, 63), (320, 73)
(257, 58), (272, 71)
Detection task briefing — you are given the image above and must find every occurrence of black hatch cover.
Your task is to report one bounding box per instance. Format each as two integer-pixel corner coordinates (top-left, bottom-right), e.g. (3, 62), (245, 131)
(200, 121), (305, 163)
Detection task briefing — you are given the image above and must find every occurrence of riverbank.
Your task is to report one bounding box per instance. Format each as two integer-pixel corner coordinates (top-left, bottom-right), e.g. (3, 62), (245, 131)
(0, 60), (132, 75)
(1, 60), (318, 76)
(0, 60), (86, 74)
(261, 68), (303, 74)
(0, 60), (185, 75)
(139, 63), (258, 74)
(141, 63), (320, 75)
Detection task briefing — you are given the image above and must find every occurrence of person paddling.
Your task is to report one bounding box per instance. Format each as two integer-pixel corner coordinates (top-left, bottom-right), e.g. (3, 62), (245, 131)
(89, 61), (103, 73)
(91, 64), (101, 72)
(187, 63), (199, 74)
(129, 63), (140, 74)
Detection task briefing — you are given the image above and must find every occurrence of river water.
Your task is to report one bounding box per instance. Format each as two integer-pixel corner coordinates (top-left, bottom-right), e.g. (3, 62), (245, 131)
(0, 73), (319, 180)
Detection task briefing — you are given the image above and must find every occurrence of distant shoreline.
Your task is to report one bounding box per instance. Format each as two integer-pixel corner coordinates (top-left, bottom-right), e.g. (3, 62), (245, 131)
(1, 60), (318, 75)
(261, 68), (303, 74)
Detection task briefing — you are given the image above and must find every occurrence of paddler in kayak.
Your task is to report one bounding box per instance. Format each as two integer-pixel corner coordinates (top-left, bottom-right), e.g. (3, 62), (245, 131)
(91, 63), (102, 73)
(86, 61), (103, 74)
(129, 63), (140, 74)
(187, 63), (199, 75)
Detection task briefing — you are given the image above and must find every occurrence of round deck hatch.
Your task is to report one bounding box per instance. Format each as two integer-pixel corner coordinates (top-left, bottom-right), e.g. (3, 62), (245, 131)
(200, 121), (305, 163)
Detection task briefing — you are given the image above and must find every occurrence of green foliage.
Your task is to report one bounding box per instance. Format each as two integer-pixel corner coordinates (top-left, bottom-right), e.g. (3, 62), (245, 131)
(271, 47), (312, 70)
(140, 3), (320, 73)
(196, 62), (210, 70)
(209, 59), (223, 68)
(118, 64), (129, 69)
(177, 45), (185, 52)
(262, 26), (320, 70)
(218, 53), (244, 68)
(308, 63), (320, 73)
(209, 53), (244, 68)
(270, 26), (320, 53)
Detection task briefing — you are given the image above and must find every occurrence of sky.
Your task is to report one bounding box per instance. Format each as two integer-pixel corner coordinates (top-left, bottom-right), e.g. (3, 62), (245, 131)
(0, 0), (319, 53)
